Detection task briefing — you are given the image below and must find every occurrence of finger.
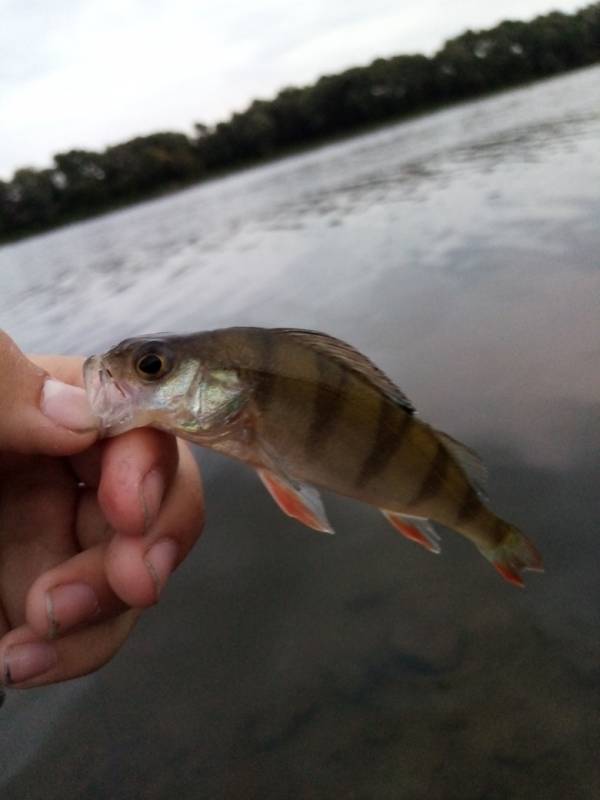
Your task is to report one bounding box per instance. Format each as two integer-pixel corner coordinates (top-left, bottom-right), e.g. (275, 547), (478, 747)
(0, 611), (139, 689)
(24, 544), (126, 639)
(106, 441), (203, 607)
(0, 332), (97, 456)
(28, 355), (86, 388)
(98, 429), (179, 537)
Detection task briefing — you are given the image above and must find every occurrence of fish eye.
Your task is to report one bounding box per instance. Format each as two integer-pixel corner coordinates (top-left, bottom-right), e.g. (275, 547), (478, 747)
(136, 352), (167, 379)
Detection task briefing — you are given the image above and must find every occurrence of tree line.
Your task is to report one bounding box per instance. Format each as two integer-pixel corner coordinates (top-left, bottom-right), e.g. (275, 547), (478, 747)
(1, 4), (599, 241)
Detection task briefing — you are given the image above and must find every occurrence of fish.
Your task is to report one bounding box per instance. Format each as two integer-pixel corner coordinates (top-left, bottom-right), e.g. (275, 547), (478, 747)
(83, 327), (543, 588)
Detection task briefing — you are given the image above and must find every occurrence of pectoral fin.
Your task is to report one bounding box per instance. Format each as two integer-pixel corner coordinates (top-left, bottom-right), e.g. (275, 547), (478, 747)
(257, 468), (334, 534)
(382, 511), (441, 554)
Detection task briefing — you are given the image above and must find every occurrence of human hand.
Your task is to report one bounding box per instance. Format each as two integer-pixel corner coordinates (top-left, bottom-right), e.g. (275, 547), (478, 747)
(0, 331), (203, 690)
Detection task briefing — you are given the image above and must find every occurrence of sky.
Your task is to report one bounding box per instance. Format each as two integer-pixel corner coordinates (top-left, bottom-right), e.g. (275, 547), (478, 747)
(0, 0), (587, 179)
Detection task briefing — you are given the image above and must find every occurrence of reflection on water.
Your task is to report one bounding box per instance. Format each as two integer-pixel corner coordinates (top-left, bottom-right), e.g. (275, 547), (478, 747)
(2, 66), (600, 799)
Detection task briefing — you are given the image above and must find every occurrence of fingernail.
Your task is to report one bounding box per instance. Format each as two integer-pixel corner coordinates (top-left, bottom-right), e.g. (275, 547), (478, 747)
(41, 379), (98, 432)
(145, 538), (178, 599)
(3, 642), (57, 685)
(141, 470), (165, 532)
(46, 583), (99, 638)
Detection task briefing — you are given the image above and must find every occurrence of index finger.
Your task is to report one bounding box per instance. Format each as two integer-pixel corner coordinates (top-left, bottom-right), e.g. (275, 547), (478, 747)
(98, 428), (179, 537)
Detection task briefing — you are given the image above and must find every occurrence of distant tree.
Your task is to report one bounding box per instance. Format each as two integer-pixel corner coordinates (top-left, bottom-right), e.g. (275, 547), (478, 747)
(434, 32), (491, 99)
(578, 1), (600, 61)
(104, 132), (201, 198)
(227, 101), (278, 159)
(194, 122), (237, 170)
(377, 54), (437, 111)
(268, 87), (313, 146)
(54, 149), (108, 212)
(0, 180), (11, 236)
(2, 168), (60, 232)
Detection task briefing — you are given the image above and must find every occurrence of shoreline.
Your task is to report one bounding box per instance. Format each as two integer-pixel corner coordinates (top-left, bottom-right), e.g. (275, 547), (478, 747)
(2, 62), (598, 248)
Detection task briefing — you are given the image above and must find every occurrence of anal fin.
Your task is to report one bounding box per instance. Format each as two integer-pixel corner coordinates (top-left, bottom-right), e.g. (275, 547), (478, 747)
(257, 468), (334, 534)
(383, 511), (441, 554)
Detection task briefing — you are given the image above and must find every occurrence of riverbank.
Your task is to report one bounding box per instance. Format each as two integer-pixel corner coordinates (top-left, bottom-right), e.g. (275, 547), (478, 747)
(2, 3), (599, 244)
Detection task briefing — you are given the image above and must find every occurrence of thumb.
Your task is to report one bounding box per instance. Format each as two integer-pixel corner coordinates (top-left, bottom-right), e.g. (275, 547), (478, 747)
(0, 331), (97, 456)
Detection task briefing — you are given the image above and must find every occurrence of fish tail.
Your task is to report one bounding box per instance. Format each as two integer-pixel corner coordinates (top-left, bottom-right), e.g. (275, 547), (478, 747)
(479, 520), (543, 588)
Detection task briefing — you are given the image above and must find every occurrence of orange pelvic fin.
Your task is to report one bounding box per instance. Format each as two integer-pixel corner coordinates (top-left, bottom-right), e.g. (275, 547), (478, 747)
(257, 468), (334, 534)
(382, 511), (441, 554)
(483, 524), (544, 589)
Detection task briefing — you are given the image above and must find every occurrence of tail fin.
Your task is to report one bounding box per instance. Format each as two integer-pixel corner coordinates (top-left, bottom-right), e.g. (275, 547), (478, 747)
(481, 524), (543, 588)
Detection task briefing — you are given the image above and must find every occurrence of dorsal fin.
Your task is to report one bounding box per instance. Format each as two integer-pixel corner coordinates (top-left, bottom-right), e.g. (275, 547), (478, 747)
(436, 430), (488, 498)
(272, 328), (415, 414)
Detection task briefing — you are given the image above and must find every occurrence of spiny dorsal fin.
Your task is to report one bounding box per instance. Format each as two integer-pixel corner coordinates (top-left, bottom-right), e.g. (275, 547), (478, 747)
(273, 328), (415, 414)
(436, 430), (488, 498)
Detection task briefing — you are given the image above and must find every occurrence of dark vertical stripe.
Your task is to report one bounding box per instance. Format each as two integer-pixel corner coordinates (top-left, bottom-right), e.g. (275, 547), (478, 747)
(253, 329), (277, 410)
(356, 401), (411, 487)
(408, 443), (449, 509)
(455, 485), (481, 525)
(305, 357), (348, 456)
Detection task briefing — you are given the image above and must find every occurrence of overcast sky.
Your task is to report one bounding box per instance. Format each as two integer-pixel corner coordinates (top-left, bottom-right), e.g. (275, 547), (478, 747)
(0, 0), (587, 179)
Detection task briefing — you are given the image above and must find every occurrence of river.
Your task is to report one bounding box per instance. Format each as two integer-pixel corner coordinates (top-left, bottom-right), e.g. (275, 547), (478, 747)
(1, 64), (599, 799)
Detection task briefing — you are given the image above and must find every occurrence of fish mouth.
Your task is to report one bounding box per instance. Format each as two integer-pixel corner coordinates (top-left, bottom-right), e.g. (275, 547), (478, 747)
(83, 355), (136, 437)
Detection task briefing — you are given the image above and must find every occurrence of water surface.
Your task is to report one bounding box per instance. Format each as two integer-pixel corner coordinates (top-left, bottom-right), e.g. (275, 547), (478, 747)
(1, 65), (599, 799)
